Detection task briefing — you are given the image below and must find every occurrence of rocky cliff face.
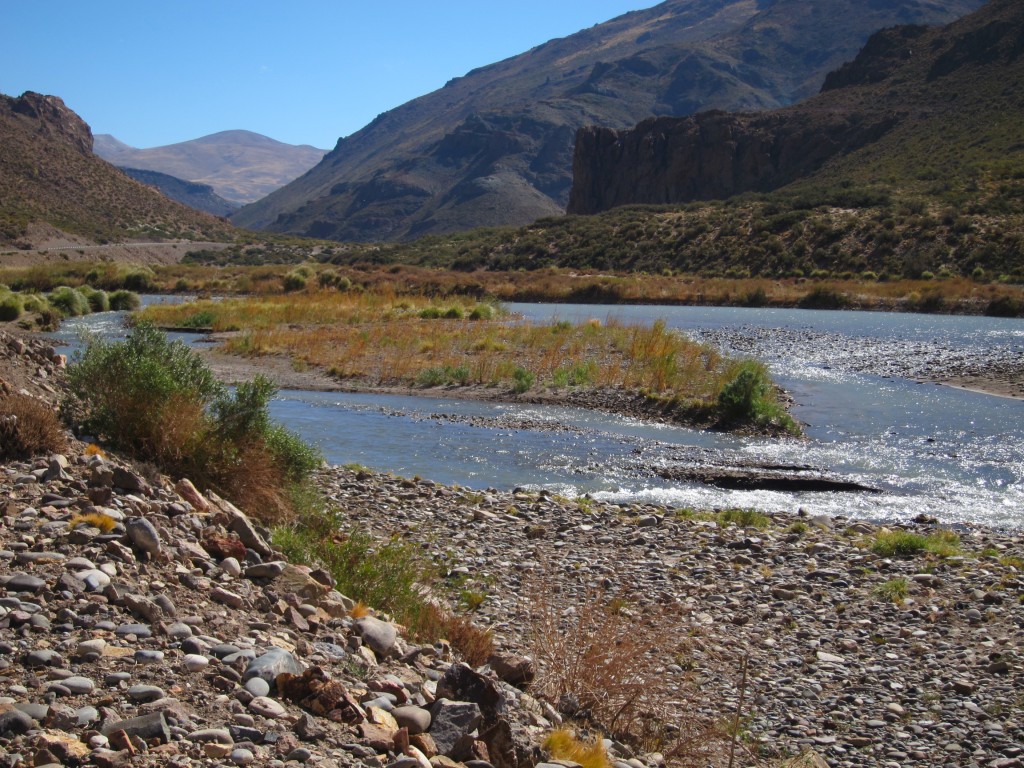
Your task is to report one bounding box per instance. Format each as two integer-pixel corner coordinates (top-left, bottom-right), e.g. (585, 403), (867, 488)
(1, 92), (93, 155)
(568, 109), (898, 214)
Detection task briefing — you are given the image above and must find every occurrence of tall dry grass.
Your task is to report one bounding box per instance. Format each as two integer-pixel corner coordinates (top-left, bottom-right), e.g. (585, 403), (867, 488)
(526, 585), (734, 766)
(139, 291), (735, 401)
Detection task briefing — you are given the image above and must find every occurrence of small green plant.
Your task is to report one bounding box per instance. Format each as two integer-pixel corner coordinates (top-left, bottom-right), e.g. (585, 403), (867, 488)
(873, 577), (909, 603)
(512, 366), (535, 393)
(48, 285), (90, 317)
(0, 293), (22, 321)
(716, 508), (771, 529)
(788, 520), (809, 535)
(871, 531), (927, 557)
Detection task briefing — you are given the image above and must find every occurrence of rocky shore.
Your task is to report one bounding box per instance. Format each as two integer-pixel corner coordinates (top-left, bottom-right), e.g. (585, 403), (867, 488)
(3, 328), (1024, 768)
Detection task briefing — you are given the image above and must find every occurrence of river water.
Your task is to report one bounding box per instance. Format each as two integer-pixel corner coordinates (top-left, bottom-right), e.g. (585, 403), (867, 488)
(51, 300), (1024, 528)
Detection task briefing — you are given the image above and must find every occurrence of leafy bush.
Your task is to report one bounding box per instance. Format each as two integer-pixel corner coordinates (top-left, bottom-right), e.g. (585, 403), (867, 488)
(67, 324), (321, 522)
(0, 394), (67, 459)
(81, 287), (110, 313)
(283, 268), (309, 292)
(716, 360), (798, 433)
(121, 268), (156, 292)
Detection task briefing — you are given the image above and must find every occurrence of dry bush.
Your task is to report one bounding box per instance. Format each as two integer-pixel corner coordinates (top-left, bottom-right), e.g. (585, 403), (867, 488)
(0, 394), (67, 460)
(526, 585), (737, 767)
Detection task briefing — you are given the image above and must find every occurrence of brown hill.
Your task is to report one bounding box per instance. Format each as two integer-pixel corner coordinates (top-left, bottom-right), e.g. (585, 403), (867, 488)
(0, 92), (235, 248)
(231, 0), (982, 242)
(94, 131), (329, 205)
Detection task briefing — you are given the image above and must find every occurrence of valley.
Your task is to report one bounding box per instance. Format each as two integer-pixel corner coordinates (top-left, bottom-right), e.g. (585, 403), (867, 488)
(1, 1), (1023, 766)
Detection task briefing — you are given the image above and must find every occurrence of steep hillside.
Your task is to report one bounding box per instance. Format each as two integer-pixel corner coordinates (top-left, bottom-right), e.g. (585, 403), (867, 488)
(231, 0), (981, 242)
(0, 92), (235, 247)
(120, 167), (239, 217)
(94, 130), (328, 204)
(569, 0), (1024, 215)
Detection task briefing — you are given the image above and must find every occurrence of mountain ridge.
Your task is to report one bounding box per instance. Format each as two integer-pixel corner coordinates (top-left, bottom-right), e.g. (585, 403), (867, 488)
(231, 0), (983, 242)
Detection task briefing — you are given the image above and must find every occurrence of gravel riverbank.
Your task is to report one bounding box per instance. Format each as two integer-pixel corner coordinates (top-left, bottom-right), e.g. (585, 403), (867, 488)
(314, 466), (1024, 768)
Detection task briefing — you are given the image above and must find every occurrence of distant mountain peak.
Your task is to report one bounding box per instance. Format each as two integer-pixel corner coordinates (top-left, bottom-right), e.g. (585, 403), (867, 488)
(93, 131), (329, 205)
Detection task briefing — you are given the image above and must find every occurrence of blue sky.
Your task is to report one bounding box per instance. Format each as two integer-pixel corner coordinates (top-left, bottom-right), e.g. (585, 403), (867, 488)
(2, 1), (654, 150)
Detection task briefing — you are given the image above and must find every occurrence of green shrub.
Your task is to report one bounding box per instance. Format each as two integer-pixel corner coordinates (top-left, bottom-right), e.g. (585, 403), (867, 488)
(121, 268), (156, 292)
(717, 360), (772, 420)
(108, 290), (141, 311)
(78, 286), (110, 313)
(283, 269), (308, 292)
(67, 324), (321, 522)
(48, 286), (90, 317)
(0, 294), (22, 321)
(469, 303), (495, 320)
(512, 366), (535, 393)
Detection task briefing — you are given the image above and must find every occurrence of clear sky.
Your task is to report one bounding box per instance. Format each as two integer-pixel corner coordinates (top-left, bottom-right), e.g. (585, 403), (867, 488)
(2, 1), (654, 150)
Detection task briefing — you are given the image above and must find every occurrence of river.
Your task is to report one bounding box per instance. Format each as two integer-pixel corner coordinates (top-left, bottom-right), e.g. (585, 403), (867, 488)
(51, 300), (1024, 528)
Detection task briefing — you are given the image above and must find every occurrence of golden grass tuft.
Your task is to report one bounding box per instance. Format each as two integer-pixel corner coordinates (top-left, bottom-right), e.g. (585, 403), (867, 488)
(84, 443), (107, 457)
(543, 728), (611, 768)
(68, 511), (118, 533)
(348, 601), (372, 619)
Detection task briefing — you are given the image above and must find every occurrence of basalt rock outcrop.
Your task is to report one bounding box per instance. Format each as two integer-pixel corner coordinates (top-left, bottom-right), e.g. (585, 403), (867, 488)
(567, 108), (898, 214)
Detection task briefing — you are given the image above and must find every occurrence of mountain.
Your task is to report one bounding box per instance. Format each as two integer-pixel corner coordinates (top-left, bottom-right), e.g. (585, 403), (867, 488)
(119, 167), (239, 217)
(567, 0), (1024, 213)
(0, 92), (235, 247)
(93, 130), (329, 205)
(231, 0), (983, 242)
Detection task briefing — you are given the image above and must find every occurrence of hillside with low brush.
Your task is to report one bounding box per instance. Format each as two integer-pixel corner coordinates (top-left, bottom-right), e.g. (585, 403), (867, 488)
(0, 92), (236, 248)
(231, 0), (981, 243)
(298, 0), (1022, 283)
(95, 131), (329, 205)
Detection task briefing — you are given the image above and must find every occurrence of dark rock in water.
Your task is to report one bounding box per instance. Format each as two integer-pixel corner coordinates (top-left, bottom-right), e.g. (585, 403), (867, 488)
(656, 464), (879, 493)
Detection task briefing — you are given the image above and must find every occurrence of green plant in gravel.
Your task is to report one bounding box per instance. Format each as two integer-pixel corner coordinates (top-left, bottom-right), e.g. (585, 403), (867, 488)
(273, 485), (494, 663)
(873, 577), (910, 603)
(716, 508), (771, 529)
(871, 529), (961, 558)
(67, 324), (320, 523)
